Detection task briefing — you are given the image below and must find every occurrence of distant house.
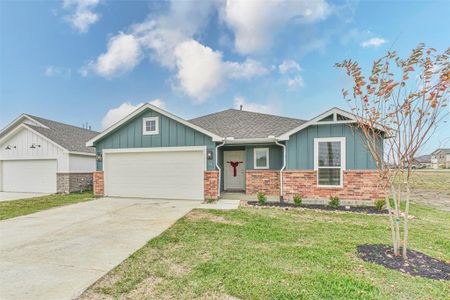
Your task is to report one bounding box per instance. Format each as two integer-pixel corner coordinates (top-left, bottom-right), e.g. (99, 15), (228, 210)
(0, 114), (98, 193)
(413, 154), (432, 168)
(431, 148), (450, 169)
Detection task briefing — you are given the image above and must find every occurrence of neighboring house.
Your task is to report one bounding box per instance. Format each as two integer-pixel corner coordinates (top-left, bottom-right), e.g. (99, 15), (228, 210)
(412, 154), (432, 168)
(0, 114), (98, 193)
(431, 148), (450, 169)
(87, 103), (386, 202)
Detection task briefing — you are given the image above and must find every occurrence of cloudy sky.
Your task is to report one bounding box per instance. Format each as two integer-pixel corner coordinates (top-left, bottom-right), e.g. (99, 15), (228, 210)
(1, 0), (449, 153)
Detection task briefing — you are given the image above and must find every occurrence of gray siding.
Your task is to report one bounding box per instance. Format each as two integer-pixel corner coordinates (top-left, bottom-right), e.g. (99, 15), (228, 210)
(245, 145), (283, 170)
(286, 124), (378, 170)
(94, 108), (216, 171)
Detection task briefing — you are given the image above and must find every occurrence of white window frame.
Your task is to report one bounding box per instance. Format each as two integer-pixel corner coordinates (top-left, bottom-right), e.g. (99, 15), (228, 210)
(254, 148), (270, 169)
(314, 137), (346, 188)
(142, 117), (159, 135)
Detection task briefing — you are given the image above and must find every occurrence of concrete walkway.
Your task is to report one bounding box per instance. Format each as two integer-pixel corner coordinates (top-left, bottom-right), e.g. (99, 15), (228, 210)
(0, 197), (199, 300)
(0, 192), (49, 202)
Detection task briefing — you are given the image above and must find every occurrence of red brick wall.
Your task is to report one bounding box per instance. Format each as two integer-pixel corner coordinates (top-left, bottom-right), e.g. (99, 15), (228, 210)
(282, 170), (386, 201)
(246, 170), (280, 196)
(93, 171), (104, 197)
(204, 171), (219, 200)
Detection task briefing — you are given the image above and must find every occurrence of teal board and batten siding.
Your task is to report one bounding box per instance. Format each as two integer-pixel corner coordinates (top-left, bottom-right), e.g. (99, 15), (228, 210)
(245, 145), (283, 170)
(286, 124), (378, 170)
(94, 108), (216, 171)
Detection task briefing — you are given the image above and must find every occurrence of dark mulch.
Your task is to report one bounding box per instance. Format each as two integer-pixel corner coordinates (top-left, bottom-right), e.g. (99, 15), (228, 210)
(357, 244), (450, 281)
(246, 201), (388, 214)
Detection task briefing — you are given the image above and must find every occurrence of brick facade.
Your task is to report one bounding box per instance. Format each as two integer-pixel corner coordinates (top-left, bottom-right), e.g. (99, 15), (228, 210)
(93, 171), (104, 197)
(204, 171), (219, 200)
(57, 173), (93, 194)
(245, 170), (280, 196)
(282, 170), (386, 201)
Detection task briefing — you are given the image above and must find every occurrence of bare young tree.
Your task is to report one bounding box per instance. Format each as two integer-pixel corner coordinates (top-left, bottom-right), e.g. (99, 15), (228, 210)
(335, 44), (449, 259)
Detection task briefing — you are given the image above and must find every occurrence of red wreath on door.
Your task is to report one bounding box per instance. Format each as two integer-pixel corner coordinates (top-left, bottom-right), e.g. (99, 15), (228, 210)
(227, 161), (243, 177)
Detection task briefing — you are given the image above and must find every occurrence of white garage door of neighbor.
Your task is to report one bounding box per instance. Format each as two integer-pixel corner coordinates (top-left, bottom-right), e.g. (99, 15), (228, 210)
(2, 159), (57, 193)
(104, 150), (205, 200)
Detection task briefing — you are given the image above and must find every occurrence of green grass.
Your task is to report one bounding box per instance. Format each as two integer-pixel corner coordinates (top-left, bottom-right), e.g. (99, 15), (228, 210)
(0, 192), (93, 220)
(81, 204), (449, 299)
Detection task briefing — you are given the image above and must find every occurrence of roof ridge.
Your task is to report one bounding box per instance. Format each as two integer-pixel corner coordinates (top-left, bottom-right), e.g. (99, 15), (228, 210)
(189, 108), (306, 122)
(25, 114), (99, 133)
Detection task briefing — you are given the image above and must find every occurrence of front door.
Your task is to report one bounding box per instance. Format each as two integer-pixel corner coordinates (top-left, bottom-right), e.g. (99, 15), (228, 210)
(224, 151), (246, 191)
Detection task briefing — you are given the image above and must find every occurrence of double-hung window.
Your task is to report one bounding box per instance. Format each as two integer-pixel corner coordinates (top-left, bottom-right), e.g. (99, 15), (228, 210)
(254, 148), (269, 169)
(142, 117), (159, 135)
(314, 137), (345, 187)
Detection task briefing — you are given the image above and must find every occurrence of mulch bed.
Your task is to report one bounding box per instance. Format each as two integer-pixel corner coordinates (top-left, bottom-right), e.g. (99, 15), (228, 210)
(357, 244), (450, 281)
(246, 201), (388, 215)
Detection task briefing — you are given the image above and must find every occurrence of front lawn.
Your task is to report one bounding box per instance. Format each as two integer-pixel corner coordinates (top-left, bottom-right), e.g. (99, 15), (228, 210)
(81, 204), (449, 299)
(0, 192), (93, 221)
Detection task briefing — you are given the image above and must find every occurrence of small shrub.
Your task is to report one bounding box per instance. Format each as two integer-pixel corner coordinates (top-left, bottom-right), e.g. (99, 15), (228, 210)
(205, 198), (216, 204)
(374, 198), (385, 211)
(328, 196), (340, 208)
(293, 194), (302, 207)
(257, 192), (267, 204)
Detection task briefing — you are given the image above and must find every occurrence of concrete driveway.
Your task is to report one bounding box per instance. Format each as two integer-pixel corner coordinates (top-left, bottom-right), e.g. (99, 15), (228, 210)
(0, 192), (49, 202)
(0, 197), (199, 300)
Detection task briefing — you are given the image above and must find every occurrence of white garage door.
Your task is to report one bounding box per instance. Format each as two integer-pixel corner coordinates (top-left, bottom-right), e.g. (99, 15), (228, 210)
(104, 148), (205, 200)
(1, 160), (57, 193)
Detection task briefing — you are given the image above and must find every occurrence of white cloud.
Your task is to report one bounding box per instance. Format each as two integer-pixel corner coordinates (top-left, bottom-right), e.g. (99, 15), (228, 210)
(63, 0), (100, 33)
(278, 60), (301, 74)
(44, 66), (72, 78)
(101, 100), (165, 129)
(84, 33), (142, 78)
(233, 96), (275, 114)
(222, 0), (331, 54)
(149, 99), (166, 109)
(278, 60), (304, 90)
(361, 37), (387, 48)
(173, 40), (269, 101)
(287, 76), (304, 90)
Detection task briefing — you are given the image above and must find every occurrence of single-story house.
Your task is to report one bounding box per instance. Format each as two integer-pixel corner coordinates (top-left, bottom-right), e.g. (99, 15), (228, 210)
(0, 114), (98, 193)
(87, 103), (386, 202)
(412, 154), (432, 168)
(431, 148), (450, 169)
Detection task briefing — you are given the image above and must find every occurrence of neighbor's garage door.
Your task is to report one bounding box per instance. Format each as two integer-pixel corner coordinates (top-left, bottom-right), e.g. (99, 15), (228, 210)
(104, 149), (205, 200)
(1, 159), (57, 193)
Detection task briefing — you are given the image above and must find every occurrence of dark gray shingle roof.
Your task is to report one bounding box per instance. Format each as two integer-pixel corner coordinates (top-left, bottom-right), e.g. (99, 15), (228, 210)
(24, 114), (99, 154)
(189, 109), (306, 139)
(433, 148), (450, 155)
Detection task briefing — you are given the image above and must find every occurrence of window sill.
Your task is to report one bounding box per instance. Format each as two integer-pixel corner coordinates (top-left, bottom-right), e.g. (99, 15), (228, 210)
(316, 184), (343, 189)
(143, 131), (159, 136)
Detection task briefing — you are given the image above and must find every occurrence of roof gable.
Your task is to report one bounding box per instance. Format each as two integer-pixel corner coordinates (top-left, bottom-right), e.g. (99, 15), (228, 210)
(0, 114), (98, 154)
(87, 103), (223, 146)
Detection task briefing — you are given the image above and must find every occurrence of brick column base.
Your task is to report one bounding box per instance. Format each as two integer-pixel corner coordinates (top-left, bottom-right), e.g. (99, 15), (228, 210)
(93, 171), (104, 197)
(245, 170), (280, 196)
(204, 171), (219, 200)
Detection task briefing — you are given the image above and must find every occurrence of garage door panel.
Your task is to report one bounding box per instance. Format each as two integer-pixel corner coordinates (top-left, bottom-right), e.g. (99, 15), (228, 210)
(2, 160), (57, 193)
(104, 150), (204, 200)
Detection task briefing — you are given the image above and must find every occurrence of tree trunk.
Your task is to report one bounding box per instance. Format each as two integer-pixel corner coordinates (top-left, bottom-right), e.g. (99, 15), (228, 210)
(402, 184), (411, 259)
(391, 185), (401, 256)
(385, 194), (398, 255)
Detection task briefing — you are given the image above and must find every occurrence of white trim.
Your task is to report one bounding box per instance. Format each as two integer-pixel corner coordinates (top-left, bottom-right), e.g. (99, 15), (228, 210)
(278, 108), (358, 141)
(275, 140), (286, 198)
(253, 147), (270, 169)
(142, 116), (159, 135)
(215, 141), (225, 197)
(87, 103), (223, 146)
(0, 114), (49, 137)
(314, 137), (346, 188)
(224, 137), (277, 144)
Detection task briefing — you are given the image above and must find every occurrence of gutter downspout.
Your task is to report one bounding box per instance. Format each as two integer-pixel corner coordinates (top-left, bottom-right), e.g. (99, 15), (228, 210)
(215, 140), (225, 198)
(275, 140), (286, 202)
